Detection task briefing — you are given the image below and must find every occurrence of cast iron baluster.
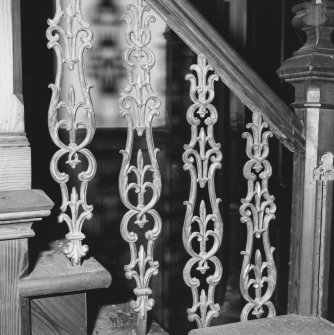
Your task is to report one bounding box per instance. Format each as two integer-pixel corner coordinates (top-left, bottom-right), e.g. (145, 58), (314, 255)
(240, 111), (277, 320)
(119, 0), (162, 334)
(47, 0), (96, 266)
(183, 54), (223, 328)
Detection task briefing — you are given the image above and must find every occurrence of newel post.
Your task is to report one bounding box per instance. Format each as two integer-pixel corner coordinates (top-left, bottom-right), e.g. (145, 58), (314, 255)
(278, 0), (334, 317)
(0, 0), (54, 334)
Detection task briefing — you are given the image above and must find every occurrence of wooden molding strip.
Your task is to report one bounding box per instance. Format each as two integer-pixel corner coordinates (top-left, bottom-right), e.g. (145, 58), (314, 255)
(145, 0), (306, 153)
(0, 190), (54, 217)
(0, 222), (35, 241)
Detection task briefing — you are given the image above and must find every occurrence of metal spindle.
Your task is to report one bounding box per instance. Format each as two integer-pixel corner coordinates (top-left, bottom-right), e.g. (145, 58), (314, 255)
(240, 111), (277, 320)
(119, 0), (162, 333)
(47, 0), (96, 266)
(183, 54), (223, 328)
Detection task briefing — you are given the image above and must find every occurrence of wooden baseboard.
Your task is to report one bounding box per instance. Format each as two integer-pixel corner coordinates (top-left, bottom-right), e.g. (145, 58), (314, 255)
(30, 293), (87, 335)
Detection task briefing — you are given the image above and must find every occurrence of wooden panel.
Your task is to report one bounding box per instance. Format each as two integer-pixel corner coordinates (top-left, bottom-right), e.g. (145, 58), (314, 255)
(285, 108), (334, 317)
(189, 315), (334, 335)
(19, 249), (111, 297)
(0, 143), (31, 191)
(20, 297), (31, 335)
(0, 238), (29, 335)
(31, 293), (87, 335)
(0, 0), (24, 133)
(145, 0), (305, 153)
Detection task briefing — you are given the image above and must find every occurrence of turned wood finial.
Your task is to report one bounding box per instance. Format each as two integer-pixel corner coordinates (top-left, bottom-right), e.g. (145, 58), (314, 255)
(292, 0), (334, 53)
(277, 0), (334, 318)
(278, 0), (334, 105)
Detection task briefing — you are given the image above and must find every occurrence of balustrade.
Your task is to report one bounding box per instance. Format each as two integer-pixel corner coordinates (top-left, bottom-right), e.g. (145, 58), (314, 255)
(182, 54), (223, 328)
(119, 0), (162, 334)
(240, 111), (277, 321)
(3, 0), (333, 333)
(47, 0), (97, 266)
(117, 0), (281, 332)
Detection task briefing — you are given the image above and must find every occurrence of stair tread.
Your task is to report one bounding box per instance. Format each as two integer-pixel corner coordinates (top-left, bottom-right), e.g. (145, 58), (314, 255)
(92, 303), (168, 335)
(19, 248), (111, 297)
(0, 189), (53, 214)
(189, 315), (334, 335)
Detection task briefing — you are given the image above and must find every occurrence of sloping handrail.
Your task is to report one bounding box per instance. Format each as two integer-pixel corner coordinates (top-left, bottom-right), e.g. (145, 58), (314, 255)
(145, 0), (305, 153)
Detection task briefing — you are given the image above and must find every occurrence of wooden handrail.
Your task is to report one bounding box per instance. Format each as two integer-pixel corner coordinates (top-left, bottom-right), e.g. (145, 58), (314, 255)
(145, 0), (305, 153)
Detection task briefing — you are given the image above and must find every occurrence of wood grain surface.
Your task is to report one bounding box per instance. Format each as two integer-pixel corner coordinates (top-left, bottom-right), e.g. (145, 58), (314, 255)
(0, 238), (29, 335)
(278, 1), (334, 317)
(31, 293), (87, 335)
(0, 0), (24, 133)
(0, 143), (31, 191)
(0, 189), (54, 214)
(189, 314), (334, 335)
(19, 249), (111, 297)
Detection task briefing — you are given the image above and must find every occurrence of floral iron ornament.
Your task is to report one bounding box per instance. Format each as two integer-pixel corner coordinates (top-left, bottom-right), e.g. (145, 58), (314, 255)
(240, 111), (277, 320)
(119, 0), (162, 334)
(183, 54), (223, 328)
(46, 0), (96, 266)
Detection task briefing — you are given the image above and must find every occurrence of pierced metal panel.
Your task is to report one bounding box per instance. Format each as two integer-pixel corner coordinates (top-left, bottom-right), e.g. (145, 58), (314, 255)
(119, 0), (162, 334)
(183, 54), (223, 328)
(240, 111), (277, 320)
(46, 0), (96, 266)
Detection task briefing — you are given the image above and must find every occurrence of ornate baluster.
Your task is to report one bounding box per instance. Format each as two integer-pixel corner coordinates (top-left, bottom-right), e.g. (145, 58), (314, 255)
(240, 111), (277, 321)
(119, 0), (162, 334)
(47, 0), (96, 266)
(183, 54), (223, 328)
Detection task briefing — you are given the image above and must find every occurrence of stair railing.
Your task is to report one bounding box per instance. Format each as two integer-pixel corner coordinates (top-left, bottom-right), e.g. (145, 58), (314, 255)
(118, 0), (163, 333)
(145, 0), (305, 154)
(118, 0), (308, 334)
(47, 0), (96, 266)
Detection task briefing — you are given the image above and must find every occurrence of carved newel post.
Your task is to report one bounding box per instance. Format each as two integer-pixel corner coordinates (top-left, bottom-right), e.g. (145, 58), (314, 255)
(0, 0), (54, 334)
(278, 0), (334, 318)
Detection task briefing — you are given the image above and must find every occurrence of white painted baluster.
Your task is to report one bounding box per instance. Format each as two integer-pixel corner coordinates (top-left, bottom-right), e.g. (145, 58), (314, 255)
(240, 111), (277, 320)
(46, 0), (96, 266)
(119, 0), (162, 334)
(183, 54), (223, 328)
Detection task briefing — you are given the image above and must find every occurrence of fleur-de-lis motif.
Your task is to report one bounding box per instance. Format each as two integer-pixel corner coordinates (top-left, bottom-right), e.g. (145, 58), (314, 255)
(120, 0), (160, 137)
(119, 1), (162, 334)
(47, 0), (96, 266)
(240, 111), (277, 320)
(183, 54), (223, 329)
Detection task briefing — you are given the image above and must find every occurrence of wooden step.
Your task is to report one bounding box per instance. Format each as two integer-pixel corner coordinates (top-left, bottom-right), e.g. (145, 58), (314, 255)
(19, 246), (111, 335)
(0, 189), (54, 335)
(19, 248), (111, 297)
(92, 302), (169, 335)
(189, 315), (334, 335)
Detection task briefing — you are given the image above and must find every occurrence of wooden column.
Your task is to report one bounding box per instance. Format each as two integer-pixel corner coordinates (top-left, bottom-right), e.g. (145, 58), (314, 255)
(0, 0), (30, 191)
(0, 190), (53, 335)
(0, 1), (56, 334)
(278, 0), (334, 317)
(0, 1), (32, 334)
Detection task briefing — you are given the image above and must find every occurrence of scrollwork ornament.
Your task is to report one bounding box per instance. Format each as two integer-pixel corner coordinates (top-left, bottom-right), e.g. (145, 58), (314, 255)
(183, 54), (223, 328)
(119, 1), (162, 334)
(47, 0), (96, 266)
(240, 111), (277, 321)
